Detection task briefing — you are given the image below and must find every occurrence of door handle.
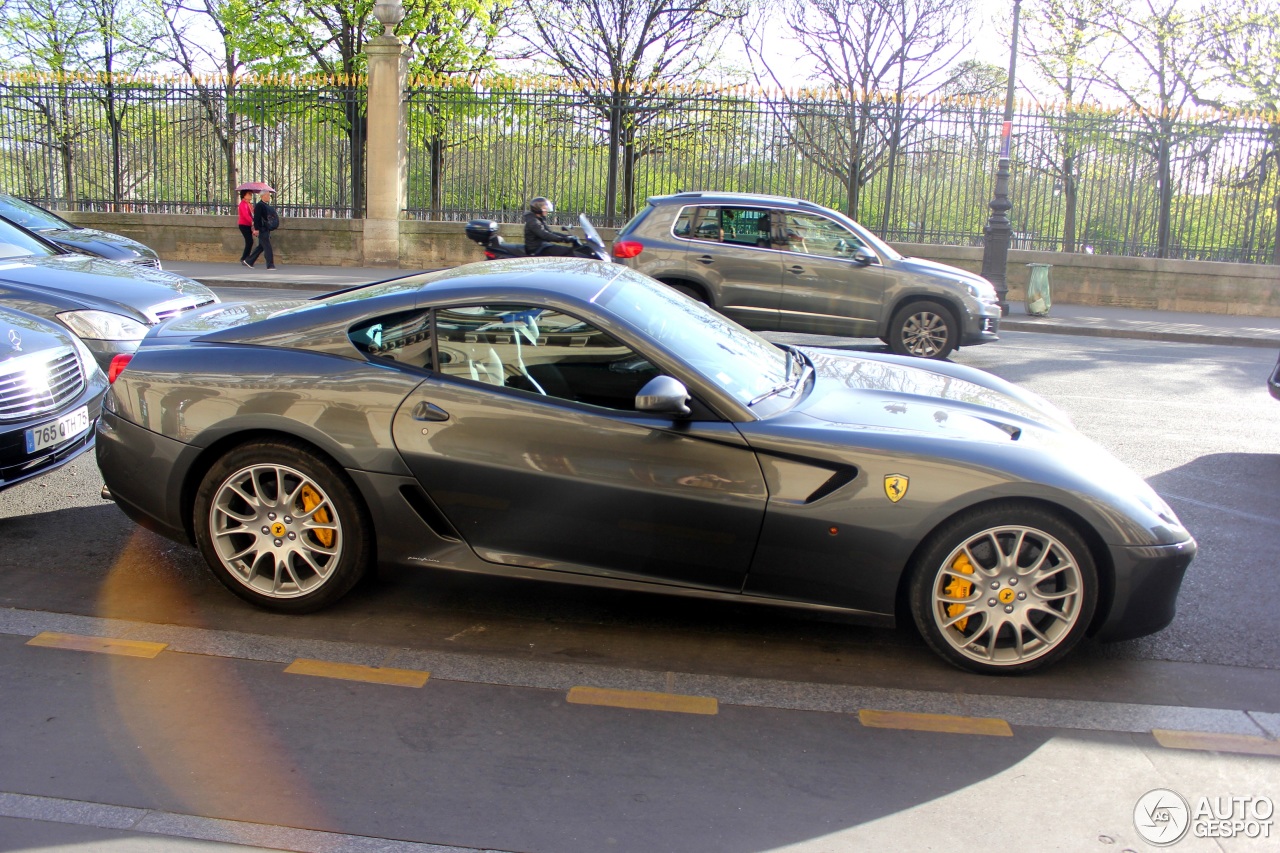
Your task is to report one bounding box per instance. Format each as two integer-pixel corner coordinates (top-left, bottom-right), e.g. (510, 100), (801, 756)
(411, 401), (450, 422)
(787, 265), (805, 274)
(694, 255), (714, 265)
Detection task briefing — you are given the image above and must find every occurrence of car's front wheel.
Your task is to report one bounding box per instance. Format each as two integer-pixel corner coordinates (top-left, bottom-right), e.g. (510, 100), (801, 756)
(908, 504), (1098, 674)
(193, 439), (372, 613)
(888, 300), (957, 359)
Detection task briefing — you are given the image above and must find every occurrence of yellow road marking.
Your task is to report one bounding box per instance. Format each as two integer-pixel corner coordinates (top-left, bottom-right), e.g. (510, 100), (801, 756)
(284, 658), (430, 688)
(567, 686), (718, 715)
(859, 709), (1013, 737)
(27, 632), (166, 659)
(1153, 729), (1280, 757)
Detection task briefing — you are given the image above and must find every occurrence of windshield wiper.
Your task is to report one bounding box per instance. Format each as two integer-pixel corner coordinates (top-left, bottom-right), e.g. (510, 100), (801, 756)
(749, 345), (813, 406)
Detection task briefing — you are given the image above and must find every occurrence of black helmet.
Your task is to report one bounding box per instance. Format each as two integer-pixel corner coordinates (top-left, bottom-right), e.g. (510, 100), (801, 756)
(529, 196), (554, 214)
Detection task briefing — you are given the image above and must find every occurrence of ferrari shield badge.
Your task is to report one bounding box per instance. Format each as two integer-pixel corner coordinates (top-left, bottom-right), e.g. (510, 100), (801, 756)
(884, 474), (909, 503)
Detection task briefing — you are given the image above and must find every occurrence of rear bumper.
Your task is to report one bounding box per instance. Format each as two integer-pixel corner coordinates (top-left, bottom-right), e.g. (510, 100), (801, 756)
(95, 408), (193, 544)
(1092, 538), (1196, 642)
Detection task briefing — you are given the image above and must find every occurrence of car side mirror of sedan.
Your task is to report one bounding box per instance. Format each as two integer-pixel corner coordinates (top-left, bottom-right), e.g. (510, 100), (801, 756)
(635, 375), (692, 418)
(853, 246), (876, 266)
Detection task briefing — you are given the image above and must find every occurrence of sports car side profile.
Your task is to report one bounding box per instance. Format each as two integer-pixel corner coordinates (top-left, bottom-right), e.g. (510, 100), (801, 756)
(96, 258), (1195, 674)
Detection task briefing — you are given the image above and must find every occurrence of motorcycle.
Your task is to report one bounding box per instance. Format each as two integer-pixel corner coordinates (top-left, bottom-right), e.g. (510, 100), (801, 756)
(465, 213), (609, 262)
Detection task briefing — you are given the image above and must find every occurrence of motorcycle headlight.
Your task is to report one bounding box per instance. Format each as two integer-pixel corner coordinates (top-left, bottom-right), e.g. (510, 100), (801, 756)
(57, 310), (149, 341)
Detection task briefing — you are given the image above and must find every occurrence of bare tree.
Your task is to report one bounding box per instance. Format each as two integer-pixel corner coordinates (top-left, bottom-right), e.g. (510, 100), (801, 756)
(742, 0), (974, 229)
(516, 0), (746, 224)
(151, 0), (256, 198)
(1202, 0), (1280, 262)
(1091, 0), (1217, 257)
(1018, 0), (1113, 251)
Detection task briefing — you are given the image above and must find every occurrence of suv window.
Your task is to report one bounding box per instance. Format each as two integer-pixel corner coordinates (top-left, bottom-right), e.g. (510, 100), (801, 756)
(777, 211), (867, 260)
(684, 207), (773, 249)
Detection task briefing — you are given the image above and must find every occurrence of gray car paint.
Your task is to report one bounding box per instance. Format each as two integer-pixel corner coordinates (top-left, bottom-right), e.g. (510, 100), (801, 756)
(615, 193), (1001, 348)
(96, 259), (1193, 644)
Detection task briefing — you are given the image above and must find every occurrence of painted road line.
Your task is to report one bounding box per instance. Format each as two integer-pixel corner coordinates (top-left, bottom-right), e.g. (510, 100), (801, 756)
(567, 686), (718, 715)
(26, 631), (166, 659)
(284, 658), (430, 688)
(859, 709), (1014, 737)
(1152, 729), (1280, 757)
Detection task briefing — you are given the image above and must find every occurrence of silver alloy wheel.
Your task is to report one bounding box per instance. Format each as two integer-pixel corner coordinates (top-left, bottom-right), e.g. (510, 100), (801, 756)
(208, 462), (343, 599)
(930, 524), (1085, 667)
(900, 310), (951, 357)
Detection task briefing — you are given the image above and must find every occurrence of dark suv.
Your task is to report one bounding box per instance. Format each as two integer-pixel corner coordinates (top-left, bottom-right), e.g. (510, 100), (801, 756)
(612, 192), (1000, 359)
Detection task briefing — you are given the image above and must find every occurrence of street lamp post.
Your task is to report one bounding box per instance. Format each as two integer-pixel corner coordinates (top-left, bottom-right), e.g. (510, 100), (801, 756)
(981, 0), (1023, 316)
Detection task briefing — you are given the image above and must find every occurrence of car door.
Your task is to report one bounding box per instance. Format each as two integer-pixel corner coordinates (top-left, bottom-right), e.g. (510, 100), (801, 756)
(388, 303), (768, 592)
(775, 211), (887, 337)
(684, 206), (782, 330)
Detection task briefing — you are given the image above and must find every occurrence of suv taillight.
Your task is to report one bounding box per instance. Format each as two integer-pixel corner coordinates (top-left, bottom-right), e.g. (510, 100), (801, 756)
(612, 240), (644, 259)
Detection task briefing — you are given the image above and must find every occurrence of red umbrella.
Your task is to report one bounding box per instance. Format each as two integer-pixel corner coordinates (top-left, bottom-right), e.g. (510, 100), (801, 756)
(236, 181), (275, 193)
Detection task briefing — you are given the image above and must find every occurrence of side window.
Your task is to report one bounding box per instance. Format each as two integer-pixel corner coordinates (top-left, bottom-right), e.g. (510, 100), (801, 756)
(349, 309), (433, 369)
(720, 207), (772, 248)
(435, 304), (660, 411)
(672, 207), (694, 238)
(778, 212), (866, 260)
(687, 207), (722, 242)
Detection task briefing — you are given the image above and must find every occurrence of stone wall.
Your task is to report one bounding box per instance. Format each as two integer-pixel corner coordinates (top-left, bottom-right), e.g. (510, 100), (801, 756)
(68, 212), (1280, 317)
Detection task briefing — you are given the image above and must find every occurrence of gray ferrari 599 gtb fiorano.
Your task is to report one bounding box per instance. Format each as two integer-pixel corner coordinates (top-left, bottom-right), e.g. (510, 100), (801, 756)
(96, 256), (1195, 674)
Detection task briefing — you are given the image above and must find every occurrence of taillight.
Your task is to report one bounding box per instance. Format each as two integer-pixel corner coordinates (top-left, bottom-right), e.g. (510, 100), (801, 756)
(612, 240), (644, 259)
(107, 353), (133, 383)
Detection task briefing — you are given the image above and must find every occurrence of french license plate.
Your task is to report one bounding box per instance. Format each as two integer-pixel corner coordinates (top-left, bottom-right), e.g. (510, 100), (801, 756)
(25, 406), (90, 454)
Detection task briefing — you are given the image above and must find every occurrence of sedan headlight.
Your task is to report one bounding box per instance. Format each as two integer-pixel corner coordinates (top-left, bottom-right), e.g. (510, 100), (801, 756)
(57, 309), (149, 341)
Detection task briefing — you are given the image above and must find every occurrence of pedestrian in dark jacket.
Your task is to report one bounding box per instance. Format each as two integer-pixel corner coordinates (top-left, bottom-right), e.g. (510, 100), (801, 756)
(246, 190), (278, 269)
(523, 196), (577, 256)
(236, 190), (255, 266)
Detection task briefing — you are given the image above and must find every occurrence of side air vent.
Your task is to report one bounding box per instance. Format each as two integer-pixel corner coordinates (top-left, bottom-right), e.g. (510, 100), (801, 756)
(399, 484), (462, 542)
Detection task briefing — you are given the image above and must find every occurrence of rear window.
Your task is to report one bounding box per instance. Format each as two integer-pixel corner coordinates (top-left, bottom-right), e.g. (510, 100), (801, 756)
(616, 205), (652, 238)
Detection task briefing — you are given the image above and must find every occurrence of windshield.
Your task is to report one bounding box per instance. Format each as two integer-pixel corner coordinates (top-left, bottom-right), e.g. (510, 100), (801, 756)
(596, 271), (798, 417)
(0, 217), (60, 260)
(0, 195), (69, 231)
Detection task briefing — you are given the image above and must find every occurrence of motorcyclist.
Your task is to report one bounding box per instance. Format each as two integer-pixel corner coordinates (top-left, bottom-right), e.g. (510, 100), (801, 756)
(523, 197), (578, 256)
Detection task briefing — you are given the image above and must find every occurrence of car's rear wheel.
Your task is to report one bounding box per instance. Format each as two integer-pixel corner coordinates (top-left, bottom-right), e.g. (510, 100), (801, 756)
(663, 281), (708, 304)
(193, 439), (371, 613)
(889, 300), (957, 359)
(908, 504), (1097, 675)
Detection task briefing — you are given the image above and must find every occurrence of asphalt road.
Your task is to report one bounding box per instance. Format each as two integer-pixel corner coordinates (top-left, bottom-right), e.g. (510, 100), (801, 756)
(1, 323), (1277, 851)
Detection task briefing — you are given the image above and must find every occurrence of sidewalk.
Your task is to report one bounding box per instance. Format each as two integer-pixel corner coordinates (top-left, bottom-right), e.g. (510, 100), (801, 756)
(165, 260), (1280, 349)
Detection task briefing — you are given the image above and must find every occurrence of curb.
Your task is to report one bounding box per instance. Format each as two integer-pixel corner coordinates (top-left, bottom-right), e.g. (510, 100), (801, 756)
(1000, 318), (1280, 348)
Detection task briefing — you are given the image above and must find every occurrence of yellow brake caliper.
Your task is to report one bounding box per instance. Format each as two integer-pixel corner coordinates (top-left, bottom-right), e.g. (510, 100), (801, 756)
(944, 553), (975, 631)
(300, 485), (334, 548)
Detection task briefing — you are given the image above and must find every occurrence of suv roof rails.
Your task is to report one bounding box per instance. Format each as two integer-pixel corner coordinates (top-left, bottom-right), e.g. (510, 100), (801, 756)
(655, 191), (829, 212)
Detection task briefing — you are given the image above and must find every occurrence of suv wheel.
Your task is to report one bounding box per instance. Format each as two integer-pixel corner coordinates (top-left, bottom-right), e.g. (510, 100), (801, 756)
(663, 281), (708, 304)
(889, 300), (957, 359)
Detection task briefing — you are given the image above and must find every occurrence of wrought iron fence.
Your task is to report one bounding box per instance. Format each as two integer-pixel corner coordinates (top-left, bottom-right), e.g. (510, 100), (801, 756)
(2, 73), (1277, 263)
(0, 73), (366, 219)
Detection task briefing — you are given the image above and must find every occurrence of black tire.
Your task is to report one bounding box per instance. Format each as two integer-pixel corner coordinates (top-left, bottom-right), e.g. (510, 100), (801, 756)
(888, 300), (957, 359)
(907, 503), (1098, 675)
(193, 439), (372, 613)
(664, 281), (707, 304)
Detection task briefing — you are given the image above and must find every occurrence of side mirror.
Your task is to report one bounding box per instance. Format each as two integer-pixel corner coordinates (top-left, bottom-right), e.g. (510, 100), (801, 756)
(635, 375), (692, 418)
(853, 246), (876, 267)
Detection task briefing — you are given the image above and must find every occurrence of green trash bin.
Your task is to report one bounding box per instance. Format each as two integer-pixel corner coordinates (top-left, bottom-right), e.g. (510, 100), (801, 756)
(1026, 263), (1052, 316)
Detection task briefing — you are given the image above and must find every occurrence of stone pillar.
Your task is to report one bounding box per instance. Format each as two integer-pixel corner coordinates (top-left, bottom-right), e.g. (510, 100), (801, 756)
(363, 1), (407, 266)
